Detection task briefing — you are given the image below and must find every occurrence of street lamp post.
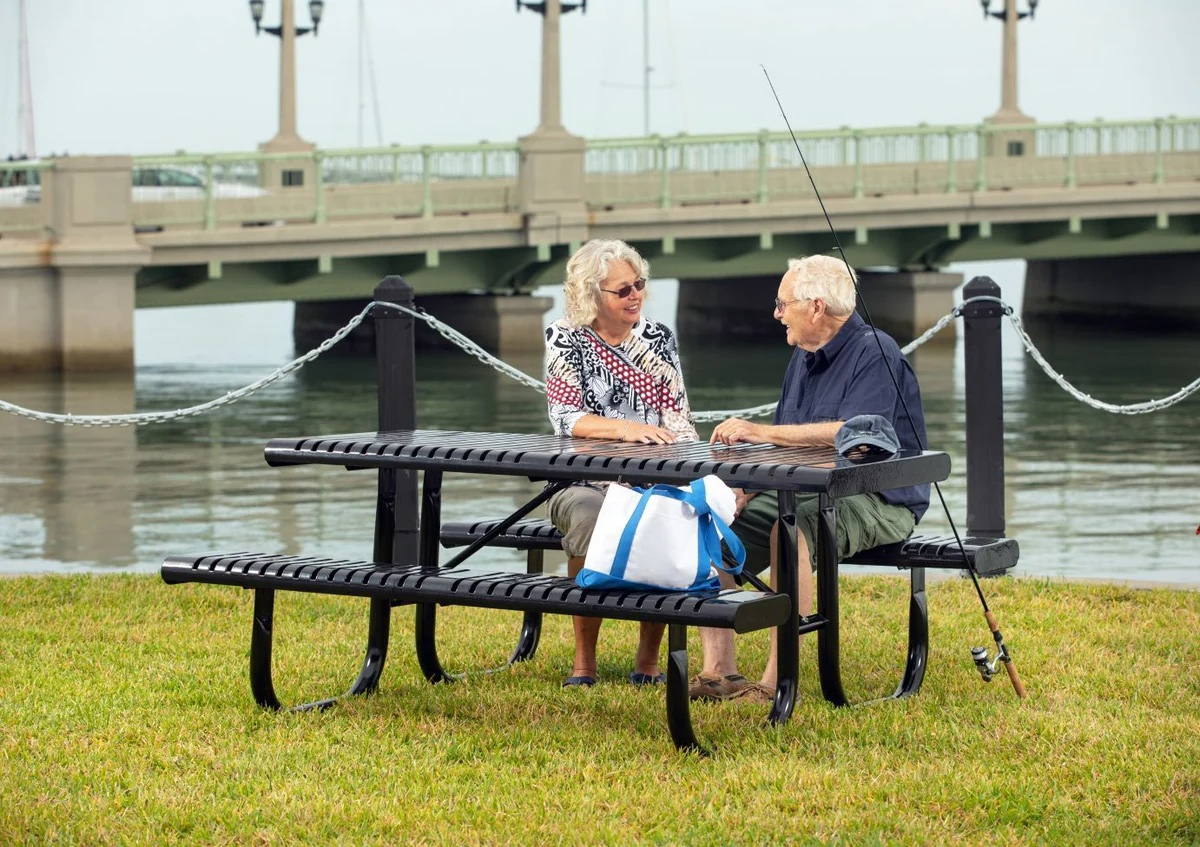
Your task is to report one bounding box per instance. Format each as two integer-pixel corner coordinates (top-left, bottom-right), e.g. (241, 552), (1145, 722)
(513, 0), (589, 249)
(516, 0), (586, 134)
(980, 0), (1037, 123)
(250, 1), (325, 169)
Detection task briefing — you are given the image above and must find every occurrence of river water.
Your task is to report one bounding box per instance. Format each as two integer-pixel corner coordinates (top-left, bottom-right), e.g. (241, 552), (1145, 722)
(1, 261), (1197, 584)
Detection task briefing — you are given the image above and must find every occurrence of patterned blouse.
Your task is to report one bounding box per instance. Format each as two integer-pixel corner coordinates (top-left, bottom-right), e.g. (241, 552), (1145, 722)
(545, 317), (699, 442)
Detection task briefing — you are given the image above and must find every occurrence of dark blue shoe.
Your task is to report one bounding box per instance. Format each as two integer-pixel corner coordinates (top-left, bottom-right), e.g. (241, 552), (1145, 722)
(628, 671), (666, 686)
(562, 675), (596, 688)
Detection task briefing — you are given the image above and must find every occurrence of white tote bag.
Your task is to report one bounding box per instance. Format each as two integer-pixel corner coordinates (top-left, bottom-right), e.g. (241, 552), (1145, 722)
(577, 474), (746, 593)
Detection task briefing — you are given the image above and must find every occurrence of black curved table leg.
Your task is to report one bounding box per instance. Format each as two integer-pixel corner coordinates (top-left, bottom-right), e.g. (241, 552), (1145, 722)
(769, 490), (799, 726)
(665, 623), (708, 754)
(509, 549), (544, 664)
(894, 566), (929, 698)
(816, 493), (850, 707)
(817, 493), (931, 705)
(415, 469), (452, 683)
(249, 588), (391, 712)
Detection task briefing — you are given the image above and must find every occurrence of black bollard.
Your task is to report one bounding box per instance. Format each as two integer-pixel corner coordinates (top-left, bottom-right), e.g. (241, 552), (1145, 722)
(372, 276), (419, 567)
(961, 276), (1006, 539)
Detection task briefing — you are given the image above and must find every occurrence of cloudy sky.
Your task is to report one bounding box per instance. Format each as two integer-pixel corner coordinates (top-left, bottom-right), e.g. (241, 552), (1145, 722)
(3, 0), (1198, 158)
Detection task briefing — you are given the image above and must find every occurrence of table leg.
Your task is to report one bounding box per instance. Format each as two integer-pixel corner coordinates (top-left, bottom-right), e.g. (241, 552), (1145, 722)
(816, 493), (849, 706)
(665, 623), (706, 754)
(895, 566), (929, 698)
(415, 470), (451, 683)
(248, 587), (390, 712)
(769, 490), (799, 726)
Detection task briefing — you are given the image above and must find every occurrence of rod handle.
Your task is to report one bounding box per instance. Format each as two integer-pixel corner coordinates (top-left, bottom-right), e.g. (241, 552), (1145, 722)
(985, 610), (1027, 699)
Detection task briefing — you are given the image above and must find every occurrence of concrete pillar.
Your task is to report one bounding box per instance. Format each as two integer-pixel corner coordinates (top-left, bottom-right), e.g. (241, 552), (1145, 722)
(676, 275), (781, 344)
(1024, 252), (1200, 330)
(855, 270), (963, 345)
(516, 0), (588, 248)
(294, 293), (554, 357)
(258, 0), (316, 190)
(0, 156), (148, 373)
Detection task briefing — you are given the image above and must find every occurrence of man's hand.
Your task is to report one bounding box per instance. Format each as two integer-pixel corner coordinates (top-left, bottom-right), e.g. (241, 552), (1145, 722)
(710, 417), (768, 445)
(731, 487), (759, 518)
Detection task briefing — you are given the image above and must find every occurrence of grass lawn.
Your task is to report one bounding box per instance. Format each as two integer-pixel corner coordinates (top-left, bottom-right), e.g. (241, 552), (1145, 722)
(1, 573), (1197, 846)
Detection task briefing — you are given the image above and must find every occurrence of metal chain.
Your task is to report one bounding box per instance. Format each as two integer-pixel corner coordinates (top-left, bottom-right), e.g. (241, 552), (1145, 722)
(1, 297), (1195, 426)
(1005, 311), (1200, 414)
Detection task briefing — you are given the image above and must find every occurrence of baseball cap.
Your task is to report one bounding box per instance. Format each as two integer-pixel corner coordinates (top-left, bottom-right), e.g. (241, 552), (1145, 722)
(835, 415), (901, 461)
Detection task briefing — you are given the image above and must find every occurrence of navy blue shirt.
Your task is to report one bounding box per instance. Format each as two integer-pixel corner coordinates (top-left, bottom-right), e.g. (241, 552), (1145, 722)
(774, 313), (930, 520)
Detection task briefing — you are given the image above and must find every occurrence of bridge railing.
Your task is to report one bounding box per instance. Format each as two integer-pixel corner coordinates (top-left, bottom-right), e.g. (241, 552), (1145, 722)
(3, 117), (1196, 236)
(583, 116), (1200, 208)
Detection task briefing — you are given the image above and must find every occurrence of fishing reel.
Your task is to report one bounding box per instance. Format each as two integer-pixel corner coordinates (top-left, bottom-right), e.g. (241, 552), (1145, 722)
(970, 645), (1006, 683)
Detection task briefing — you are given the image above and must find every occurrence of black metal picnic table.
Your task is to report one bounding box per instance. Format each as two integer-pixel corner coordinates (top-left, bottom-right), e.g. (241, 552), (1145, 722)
(262, 428), (952, 728)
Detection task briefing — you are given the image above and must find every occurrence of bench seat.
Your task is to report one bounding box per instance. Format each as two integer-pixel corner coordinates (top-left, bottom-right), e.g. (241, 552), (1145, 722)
(161, 552), (790, 633)
(439, 519), (1019, 576)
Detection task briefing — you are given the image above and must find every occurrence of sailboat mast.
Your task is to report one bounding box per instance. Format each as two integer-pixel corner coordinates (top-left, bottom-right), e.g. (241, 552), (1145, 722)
(18, 0), (37, 158)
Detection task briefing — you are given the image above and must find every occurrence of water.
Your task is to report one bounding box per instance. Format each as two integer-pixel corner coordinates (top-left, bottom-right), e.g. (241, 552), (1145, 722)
(1, 262), (1197, 585)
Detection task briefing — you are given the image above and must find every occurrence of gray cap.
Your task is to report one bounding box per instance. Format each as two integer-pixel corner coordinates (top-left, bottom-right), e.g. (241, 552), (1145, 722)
(835, 414), (901, 460)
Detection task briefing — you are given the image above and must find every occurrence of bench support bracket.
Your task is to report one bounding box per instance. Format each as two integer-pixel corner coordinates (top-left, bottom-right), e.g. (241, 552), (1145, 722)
(250, 588), (392, 712)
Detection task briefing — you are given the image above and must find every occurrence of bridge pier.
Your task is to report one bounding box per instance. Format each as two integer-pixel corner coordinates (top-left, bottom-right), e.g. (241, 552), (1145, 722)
(676, 270), (962, 346)
(1024, 253), (1200, 330)
(293, 293), (553, 357)
(0, 156), (146, 373)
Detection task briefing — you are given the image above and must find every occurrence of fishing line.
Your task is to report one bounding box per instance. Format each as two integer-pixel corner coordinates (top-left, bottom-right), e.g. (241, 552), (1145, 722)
(760, 66), (1026, 698)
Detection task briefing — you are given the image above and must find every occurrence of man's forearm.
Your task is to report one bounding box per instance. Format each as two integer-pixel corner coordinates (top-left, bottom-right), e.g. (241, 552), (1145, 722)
(758, 420), (843, 447)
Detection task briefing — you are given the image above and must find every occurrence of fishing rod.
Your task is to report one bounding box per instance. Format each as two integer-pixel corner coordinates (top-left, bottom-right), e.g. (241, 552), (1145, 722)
(761, 67), (1026, 699)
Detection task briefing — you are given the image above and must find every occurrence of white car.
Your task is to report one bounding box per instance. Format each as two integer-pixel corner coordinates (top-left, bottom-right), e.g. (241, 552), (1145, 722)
(132, 166), (268, 201)
(0, 165), (268, 206)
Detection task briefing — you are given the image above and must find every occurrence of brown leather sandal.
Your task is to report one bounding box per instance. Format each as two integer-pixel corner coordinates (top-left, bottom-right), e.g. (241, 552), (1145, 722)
(687, 673), (749, 701)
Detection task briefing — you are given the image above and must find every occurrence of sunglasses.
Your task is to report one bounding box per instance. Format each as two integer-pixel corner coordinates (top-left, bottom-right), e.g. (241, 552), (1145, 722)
(601, 278), (647, 299)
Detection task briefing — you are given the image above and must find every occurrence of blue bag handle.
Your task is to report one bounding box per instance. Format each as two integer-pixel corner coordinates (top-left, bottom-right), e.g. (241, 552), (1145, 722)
(610, 479), (746, 588)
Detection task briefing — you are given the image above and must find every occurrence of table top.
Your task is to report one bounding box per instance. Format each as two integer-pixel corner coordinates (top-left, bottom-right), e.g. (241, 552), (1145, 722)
(264, 429), (950, 497)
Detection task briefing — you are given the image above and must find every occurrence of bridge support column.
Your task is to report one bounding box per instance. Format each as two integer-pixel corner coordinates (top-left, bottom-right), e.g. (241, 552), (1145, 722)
(294, 293), (553, 357)
(0, 156), (147, 373)
(855, 270), (963, 345)
(1024, 253), (1200, 330)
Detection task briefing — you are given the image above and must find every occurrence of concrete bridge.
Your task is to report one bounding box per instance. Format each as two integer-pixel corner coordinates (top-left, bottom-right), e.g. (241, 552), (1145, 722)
(4, 0), (1200, 372)
(3, 116), (1199, 371)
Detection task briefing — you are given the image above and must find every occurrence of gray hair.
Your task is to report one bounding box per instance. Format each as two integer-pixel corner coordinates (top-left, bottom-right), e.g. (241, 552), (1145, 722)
(786, 255), (857, 316)
(562, 239), (651, 327)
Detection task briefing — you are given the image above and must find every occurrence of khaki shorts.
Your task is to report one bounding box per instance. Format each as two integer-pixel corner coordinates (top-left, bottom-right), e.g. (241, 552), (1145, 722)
(547, 484), (607, 558)
(732, 491), (916, 574)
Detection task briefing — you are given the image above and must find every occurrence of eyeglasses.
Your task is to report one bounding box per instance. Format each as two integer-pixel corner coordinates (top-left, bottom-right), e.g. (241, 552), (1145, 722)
(601, 278), (647, 299)
(774, 296), (813, 312)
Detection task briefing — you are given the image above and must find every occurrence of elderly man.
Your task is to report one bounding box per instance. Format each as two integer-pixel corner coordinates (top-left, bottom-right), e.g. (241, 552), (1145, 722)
(691, 254), (931, 704)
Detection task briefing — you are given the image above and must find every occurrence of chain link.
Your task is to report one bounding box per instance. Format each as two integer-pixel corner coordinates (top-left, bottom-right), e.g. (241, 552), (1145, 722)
(1, 296), (1195, 426)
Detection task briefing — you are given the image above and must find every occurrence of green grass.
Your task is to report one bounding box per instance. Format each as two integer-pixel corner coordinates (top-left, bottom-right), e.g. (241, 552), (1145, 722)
(1, 574), (1197, 846)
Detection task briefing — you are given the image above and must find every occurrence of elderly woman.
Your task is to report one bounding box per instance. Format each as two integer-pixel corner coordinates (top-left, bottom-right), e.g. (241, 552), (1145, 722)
(544, 239), (700, 688)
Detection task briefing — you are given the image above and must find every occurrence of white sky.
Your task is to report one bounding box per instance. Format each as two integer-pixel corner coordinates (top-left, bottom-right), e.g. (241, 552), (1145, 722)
(3, 0), (1198, 157)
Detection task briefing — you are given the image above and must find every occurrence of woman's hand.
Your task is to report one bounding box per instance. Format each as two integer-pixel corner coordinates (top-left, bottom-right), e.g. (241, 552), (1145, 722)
(622, 421), (676, 444)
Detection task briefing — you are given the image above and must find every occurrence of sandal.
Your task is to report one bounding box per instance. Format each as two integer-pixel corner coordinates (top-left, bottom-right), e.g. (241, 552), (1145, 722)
(687, 673), (749, 701)
(728, 682), (774, 705)
(628, 671), (667, 686)
(562, 675), (596, 688)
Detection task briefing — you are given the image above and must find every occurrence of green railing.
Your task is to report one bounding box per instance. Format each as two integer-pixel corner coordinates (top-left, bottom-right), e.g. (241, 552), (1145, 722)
(582, 117), (1200, 207)
(5, 117), (1195, 234)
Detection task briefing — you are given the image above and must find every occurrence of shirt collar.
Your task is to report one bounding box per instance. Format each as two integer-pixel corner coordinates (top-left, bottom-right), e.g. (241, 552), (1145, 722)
(803, 312), (865, 369)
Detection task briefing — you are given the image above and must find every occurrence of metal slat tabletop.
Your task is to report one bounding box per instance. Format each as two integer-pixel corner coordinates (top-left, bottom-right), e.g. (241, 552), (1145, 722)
(264, 429), (951, 495)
